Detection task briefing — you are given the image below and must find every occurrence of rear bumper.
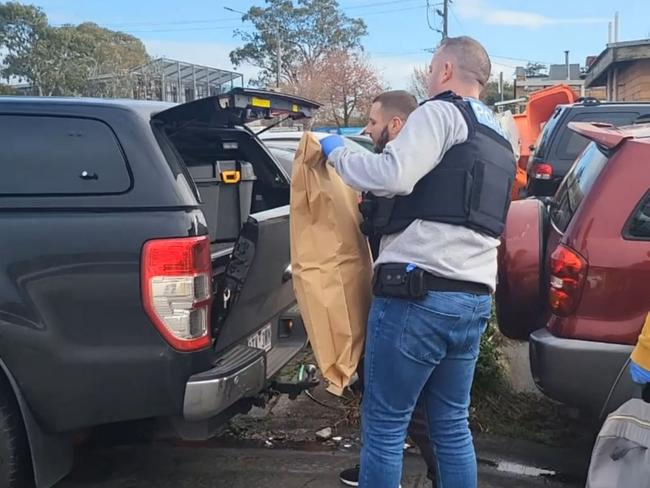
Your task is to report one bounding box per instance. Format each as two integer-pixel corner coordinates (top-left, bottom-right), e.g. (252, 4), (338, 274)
(183, 345), (266, 422)
(529, 329), (635, 415)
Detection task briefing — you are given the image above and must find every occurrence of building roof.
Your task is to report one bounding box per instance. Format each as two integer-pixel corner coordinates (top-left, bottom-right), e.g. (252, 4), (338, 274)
(128, 57), (242, 86)
(515, 78), (584, 87)
(585, 39), (650, 88)
(86, 57), (243, 87)
(548, 64), (582, 81)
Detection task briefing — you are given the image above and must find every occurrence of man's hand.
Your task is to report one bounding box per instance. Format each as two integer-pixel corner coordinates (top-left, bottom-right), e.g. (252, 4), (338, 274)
(320, 135), (345, 158)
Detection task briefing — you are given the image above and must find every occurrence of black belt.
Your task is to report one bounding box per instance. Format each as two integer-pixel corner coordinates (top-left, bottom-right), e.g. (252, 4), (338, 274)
(424, 273), (491, 295)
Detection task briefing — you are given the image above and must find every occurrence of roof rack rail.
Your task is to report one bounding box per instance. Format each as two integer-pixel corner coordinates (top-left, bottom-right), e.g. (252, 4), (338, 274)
(575, 97), (601, 106)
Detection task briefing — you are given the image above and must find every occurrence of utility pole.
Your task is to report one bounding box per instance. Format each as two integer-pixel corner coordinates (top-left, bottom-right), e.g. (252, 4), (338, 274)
(431, 0), (450, 40)
(276, 30), (282, 89)
(499, 72), (504, 102)
(442, 0), (449, 39)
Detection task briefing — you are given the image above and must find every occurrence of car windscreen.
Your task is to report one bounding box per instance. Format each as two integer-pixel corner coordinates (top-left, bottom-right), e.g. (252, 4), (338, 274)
(551, 142), (609, 232)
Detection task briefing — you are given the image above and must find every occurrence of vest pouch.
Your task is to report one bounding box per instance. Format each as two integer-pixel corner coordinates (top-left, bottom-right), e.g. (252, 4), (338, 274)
(469, 159), (513, 236)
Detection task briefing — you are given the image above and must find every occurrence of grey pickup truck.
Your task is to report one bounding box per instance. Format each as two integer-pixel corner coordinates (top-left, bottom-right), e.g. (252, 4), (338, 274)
(0, 88), (318, 487)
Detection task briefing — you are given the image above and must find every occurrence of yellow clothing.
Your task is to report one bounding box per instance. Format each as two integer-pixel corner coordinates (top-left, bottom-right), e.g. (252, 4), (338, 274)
(631, 312), (650, 370)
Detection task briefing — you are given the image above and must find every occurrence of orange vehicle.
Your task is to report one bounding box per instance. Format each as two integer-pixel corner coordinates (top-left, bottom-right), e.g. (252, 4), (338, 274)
(510, 85), (577, 199)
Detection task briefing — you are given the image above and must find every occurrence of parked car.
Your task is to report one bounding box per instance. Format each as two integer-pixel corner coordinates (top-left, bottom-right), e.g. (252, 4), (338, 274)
(526, 98), (650, 197)
(497, 121), (650, 416)
(345, 134), (374, 151)
(0, 88), (319, 487)
(260, 131), (372, 177)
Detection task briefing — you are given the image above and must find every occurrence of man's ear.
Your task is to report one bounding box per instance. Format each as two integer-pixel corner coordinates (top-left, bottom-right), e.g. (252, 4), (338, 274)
(442, 61), (453, 83)
(390, 116), (404, 132)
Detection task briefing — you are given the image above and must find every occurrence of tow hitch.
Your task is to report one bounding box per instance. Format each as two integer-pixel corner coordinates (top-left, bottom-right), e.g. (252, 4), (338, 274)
(269, 364), (319, 400)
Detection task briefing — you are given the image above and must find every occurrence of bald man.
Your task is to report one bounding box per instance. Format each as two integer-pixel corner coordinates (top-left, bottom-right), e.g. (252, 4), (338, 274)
(320, 37), (516, 488)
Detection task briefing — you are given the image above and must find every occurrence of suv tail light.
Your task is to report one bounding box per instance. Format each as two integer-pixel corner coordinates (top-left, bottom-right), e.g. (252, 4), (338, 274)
(532, 163), (553, 180)
(142, 236), (213, 351)
(548, 244), (588, 316)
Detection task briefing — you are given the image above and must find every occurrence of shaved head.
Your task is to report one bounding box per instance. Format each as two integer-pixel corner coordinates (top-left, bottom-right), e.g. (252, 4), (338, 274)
(428, 36), (491, 98)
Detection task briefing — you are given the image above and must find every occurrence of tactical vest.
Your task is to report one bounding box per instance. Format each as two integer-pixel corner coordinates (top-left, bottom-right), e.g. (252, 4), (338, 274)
(359, 91), (516, 238)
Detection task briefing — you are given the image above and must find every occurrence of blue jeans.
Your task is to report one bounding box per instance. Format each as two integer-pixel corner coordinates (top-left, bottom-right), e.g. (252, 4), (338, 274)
(359, 291), (492, 488)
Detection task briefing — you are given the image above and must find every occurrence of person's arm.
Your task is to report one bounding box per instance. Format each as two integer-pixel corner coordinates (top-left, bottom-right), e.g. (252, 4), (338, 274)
(327, 101), (468, 197)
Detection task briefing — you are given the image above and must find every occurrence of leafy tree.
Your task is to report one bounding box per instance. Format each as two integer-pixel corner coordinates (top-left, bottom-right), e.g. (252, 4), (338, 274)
(0, 83), (16, 94)
(230, 0), (367, 87)
(0, 2), (148, 96)
(76, 22), (148, 77)
(525, 62), (547, 78)
(481, 79), (515, 107)
(0, 2), (49, 94)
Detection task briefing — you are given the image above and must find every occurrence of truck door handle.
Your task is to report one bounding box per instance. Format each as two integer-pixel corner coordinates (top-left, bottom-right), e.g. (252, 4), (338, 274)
(283, 264), (292, 282)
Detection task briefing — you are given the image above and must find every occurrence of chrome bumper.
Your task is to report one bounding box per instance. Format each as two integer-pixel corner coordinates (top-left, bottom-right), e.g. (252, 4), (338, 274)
(183, 345), (266, 421)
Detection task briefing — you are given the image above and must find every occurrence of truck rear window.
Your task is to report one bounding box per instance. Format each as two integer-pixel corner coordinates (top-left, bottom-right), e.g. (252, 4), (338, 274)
(551, 142), (609, 232)
(0, 115), (131, 195)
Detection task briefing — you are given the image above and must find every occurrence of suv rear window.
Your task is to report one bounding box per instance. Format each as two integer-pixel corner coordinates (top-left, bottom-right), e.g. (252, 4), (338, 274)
(551, 142), (609, 232)
(532, 107), (564, 160)
(557, 112), (640, 160)
(0, 115), (131, 195)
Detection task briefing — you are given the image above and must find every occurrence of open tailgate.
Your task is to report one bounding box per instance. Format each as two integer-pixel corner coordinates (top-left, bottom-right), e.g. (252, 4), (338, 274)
(213, 206), (297, 354)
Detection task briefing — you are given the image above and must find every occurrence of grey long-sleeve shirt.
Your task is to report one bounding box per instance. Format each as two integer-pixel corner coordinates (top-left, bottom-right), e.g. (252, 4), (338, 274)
(328, 99), (501, 292)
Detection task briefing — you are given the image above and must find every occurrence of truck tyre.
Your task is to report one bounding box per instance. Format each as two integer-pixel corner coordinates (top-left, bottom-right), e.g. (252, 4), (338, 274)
(0, 383), (32, 488)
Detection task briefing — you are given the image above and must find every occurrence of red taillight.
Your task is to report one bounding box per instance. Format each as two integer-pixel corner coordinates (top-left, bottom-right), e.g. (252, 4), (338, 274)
(142, 236), (213, 351)
(548, 244), (588, 316)
(533, 163), (553, 180)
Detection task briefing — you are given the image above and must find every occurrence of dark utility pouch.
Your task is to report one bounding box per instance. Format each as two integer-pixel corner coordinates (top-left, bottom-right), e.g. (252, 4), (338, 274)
(372, 263), (427, 299)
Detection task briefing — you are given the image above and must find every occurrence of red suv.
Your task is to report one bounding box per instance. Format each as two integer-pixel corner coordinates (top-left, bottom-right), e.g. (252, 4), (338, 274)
(497, 121), (650, 416)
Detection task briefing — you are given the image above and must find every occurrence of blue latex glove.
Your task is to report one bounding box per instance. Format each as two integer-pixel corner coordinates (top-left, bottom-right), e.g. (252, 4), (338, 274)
(630, 361), (650, 384)
(320, 135), (345, 158)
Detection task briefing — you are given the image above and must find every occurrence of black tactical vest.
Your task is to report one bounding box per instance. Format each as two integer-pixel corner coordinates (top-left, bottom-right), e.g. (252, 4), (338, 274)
(359, 91), (516, 238)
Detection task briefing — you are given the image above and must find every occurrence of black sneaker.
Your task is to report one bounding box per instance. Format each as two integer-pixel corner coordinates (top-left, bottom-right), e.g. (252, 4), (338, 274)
(339, 466), (403, 487)
(339, 465), (359, 487)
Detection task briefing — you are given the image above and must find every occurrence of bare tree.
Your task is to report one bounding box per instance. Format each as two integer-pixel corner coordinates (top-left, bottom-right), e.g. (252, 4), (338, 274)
(409, 65), (432, 101)
(284, 49), (384, 127)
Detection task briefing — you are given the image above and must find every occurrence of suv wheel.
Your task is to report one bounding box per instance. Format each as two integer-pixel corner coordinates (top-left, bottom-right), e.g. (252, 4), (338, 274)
(0, 382), (32, 487)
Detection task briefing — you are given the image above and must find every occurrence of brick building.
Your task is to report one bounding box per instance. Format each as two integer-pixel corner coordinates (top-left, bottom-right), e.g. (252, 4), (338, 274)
(585, 39), (650, 101)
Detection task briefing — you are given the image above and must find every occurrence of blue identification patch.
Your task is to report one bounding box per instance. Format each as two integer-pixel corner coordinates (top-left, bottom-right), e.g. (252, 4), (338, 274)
(466, 98), (508, 139)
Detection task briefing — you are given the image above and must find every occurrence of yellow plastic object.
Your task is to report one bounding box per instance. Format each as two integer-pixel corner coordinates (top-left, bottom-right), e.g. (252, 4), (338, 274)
(632, 313), (650, 371)
(251, 97), (271, 108)
(220, 170), (241, 184)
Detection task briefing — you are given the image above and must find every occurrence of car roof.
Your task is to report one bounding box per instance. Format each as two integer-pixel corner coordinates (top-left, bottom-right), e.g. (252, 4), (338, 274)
(0, 95), (173, 119)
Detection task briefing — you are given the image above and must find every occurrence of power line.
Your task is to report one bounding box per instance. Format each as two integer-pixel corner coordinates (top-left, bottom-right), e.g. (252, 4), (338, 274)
(118, 25), (243, 34)
(449, 3), (465, 33)
(52, 17), (241, 28)
(342, 0), (424, 10)
(361, 4), (428, 16)
(58, 1), (426, 30)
